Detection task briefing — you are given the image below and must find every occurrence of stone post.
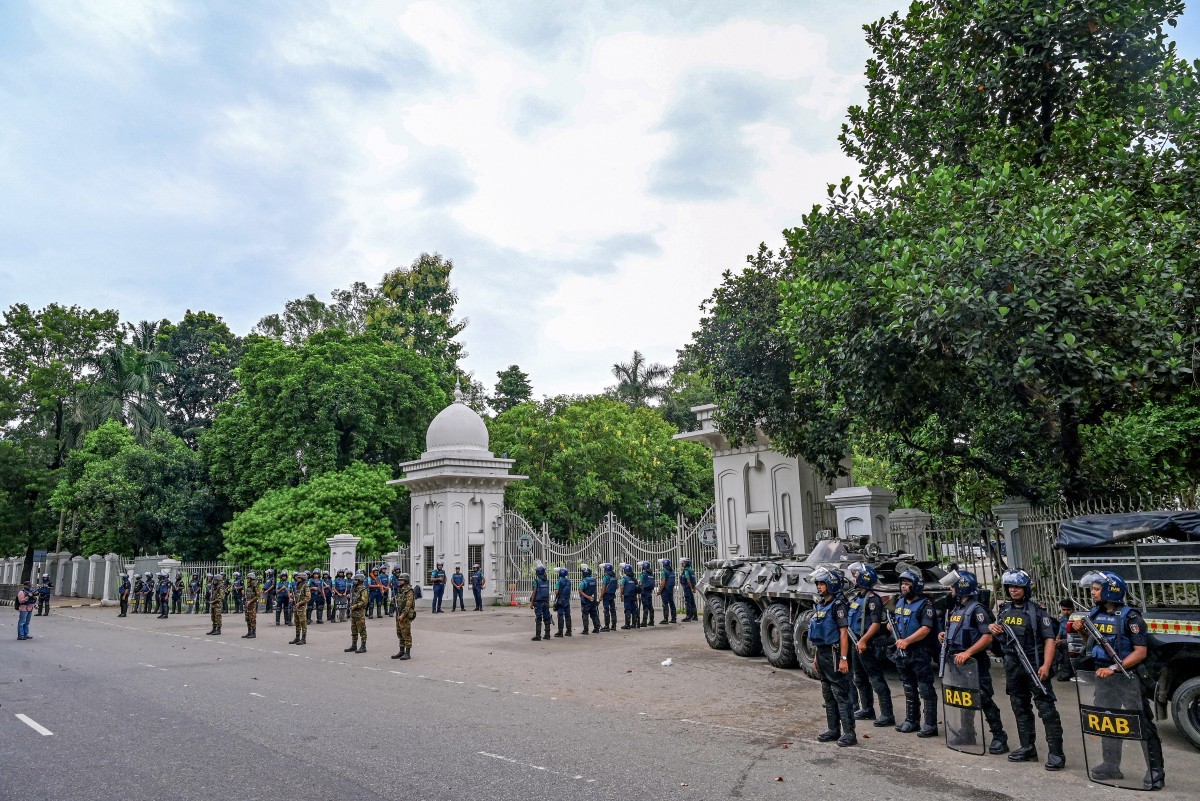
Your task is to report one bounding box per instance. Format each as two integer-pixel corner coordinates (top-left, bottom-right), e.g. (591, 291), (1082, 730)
(2, 557), (13, 584)
(158, 557), (182, 576)
(382, 551), (400, 571)
(87, 554), (102, 597)
(101, 554), (120, 606)
(825, 486), (897, 546)
(70, 555), (86, 596)
(55, 553), (71, 595)
(888, 508), (934, 561)
(327, 533), (360, 575)
(993, 497), (1032, 571)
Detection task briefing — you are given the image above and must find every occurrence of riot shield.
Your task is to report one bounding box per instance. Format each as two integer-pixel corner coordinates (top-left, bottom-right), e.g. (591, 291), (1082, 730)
(942, 659), (985, 755)
(1075, 670), (1152, 790)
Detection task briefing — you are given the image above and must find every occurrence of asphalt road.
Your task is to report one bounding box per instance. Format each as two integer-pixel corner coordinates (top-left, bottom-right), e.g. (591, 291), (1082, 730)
(1, 605), (1195, 801)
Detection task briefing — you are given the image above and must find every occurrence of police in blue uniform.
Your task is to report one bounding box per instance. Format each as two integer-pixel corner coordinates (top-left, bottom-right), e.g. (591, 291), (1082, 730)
(450, 566), (466, 611)
(890, 569), (938, 736)
(307, 570), (322, 623)
(578, 564), (600, 634)
(807, 566), (856, 747)
(263, 568), (276, 613)
(846, 562), (895, 727)
(132, 574), (145, 614)
(1078, 570), (1164, 790)
(988, 569), (1065, 770)
(333, 569), (350, 623)
(171, 573), (183, 615)
(471, 564), (485, 611)
(231, 571), (244, 613)
(638, 561), (655, 628)
(553, 567), (572, 637)
(156, 572), (171, 618)
(658, 559), (677, 624)
(275, 570), (293, 626)
(118, 574), (131, 617)
(941, 571), (1008, 753)
(621, 563), (639, 629)
(600, 563), (618, 632)
(430, 562), (446, 613)
(530, 565), (552, 641)
(679, 558), (698, 621)
(188, 573), (201, 613)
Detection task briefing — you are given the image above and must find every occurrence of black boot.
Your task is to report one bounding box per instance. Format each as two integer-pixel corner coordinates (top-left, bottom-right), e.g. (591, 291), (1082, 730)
(1044, 740), (1066, 771)
(391, 646), (404, 659)
(853, 706), (875, 721)
(554, 622), (564, 638)
(1008, 745), (1038, 762)
(247, 627), (256, 639)
(356, 643), (366, 653)
(345, 639), (357, 652)
(917, 701), (938, 738)
(289, 635), (300, 644)
(215, 626), (221, 635)
(565, 624), (572, 637)
(532, 621), (542, 641)
(988, 733), (1009, 754)
(582, 621), (590, 635)
(399, 646), (411, 660)
(242, 626), (252, 638)
(207, 626), (218, 635)
(817, 704), (841, 742)
(896, 689), (919, 733)
(875, 691), (896, 727)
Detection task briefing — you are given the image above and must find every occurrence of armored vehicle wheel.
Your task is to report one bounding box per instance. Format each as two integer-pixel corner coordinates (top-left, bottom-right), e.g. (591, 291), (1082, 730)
(726, 600), (763, 657)
(1172, 676), (1200, 751)
(793, 609), (819, 679)
(760, 604), (798, 668)
(702, 595), (730, 650)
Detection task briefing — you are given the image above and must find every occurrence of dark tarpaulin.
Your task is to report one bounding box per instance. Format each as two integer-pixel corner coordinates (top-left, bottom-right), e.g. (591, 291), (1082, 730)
(1055, 511), (1200, 550)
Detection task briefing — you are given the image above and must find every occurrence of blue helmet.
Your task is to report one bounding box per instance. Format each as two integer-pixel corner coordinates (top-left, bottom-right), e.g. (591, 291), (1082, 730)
(810, 566), (845, 595)
(1001, 569), (1033, 597)
(639, 561), (651, 572)
(898, 569), (924, 596)
(848, 562), (878, 590)
(580, 564), (592, 576)
(1081, 570), (1126, 603)
(535, 565), (547, 577)
(952, 571), (979, 598)
(622, 563), (634, 576)
(557, 567), (568, 578)
(602, 563), (614, 574)
(661, 558), (672, 570)
(680, 557), (690, 567)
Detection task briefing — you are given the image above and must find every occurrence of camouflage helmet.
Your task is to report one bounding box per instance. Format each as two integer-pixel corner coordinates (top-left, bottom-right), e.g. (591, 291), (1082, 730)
(247, 571), (257, 580)
(397, 572), (411, 583)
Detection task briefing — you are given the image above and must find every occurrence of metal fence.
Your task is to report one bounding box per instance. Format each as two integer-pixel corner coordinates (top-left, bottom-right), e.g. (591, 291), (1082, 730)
(888, 518), (1007, 587)
(501, 506), (717, 606)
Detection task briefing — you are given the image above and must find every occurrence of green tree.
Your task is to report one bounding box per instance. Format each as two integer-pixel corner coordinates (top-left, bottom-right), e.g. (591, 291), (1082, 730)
(609, 350), (670, 408)
(369, 253), (467, 376)
(201, 331), (444, 510)
(222, 462), (397, 568)
(255, 282), (377, 343)
(491, 365), (533, 413)
(157, 310), (242, 446)
(488, 396), (713, 539)
(1079, 392), (1200, 497)
(78, 335), (172, 444)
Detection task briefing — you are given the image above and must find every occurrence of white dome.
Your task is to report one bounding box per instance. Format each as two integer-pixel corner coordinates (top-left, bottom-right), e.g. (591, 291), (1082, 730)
(425, 385), (489, 455)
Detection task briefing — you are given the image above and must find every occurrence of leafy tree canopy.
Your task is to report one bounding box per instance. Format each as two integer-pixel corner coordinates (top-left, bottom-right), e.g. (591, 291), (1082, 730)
(488, 396), (713, 539)
(369, 252), (467, 377)
(157, 310), (242, 446)
(608, 350), (670, 408)
(222, 462), (397, 568)
(491, 364), (533, 414)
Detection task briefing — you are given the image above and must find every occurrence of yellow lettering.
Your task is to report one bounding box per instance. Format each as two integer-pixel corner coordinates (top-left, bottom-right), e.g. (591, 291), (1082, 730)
(962, 691), (973, 707)
(1099, 717), (1116, 734)
(1087, 714), (1100, 730)
(950, 614), (963, 623)
(944, 688), (953, 704)
(1116, 719), (1131, 736)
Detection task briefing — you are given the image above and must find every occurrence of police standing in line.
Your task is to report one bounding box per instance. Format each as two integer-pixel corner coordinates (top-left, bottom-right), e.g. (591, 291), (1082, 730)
(578, 564), (600, 634)
(638, 561), (655, 628)
(988, 569), (1065, 770)
(553, 566), (573, 637)
(156, 571), (171, 618)
(118, 573), (131, 617)
(332, 569), (349, 623)
(430, 561), (446, 613)
(846, 562), (895, 727)
(621, 563), (639, 629)
(207, 572), (225, 635)
(275, 569), (292, 626)
(470, 563), (485, 611)
(808, 566), (856, 747)
(346, 570), (368, 653)
(450, 565), (466, 611)
(188, 572), (202, 614)
(890, 569), (939, 736)
(242, 570), (261, 639)
(324, 566), (336, 618)
(658, 558), (677, 624)
(679, 557), (698, 622)
(311, 568), (326, 624)
(263, 568), (276, 614)
(290, 570), (310, 645)
(599, 563), (618, 632)
(391, 567), (415, 660)
(1076, 570), (1165, 790)
(231, 571), (244, 613)
(171, 572), (184, 615)
(530, 564), (552, 641)
(132, 572), (145, 614)
(941, 571), (1008, 753)
(37, 574), (52, 616)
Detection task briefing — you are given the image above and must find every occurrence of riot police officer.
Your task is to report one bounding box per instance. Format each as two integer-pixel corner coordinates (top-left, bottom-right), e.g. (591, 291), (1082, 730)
(530, 565), (551, 641)
(132, 572), (145, 614)
(941, 571), (1008, 753)
(450, 565), (465, 611)
(263, 568), (276, 613)
(599, 563), (618, 632)
(156, 571), (171, 618)
(638, 561), (655, 628)
(890, 569), (938, 736)
(188, 572), (201, 613)
(988, 569), (1065, 770)
(118, 573), (131, 617)
(1077, 570), (1164, 790)
(553, 567), (572, 637)
(231, 571), (244, 613)
(679, 557), (698, 621)
(658, 558), (677, 624)
(620, 563), (639, 629)
(333, 569), (350, 623)
(808, 566), (856, 747)
(275, 569), (293, 626)
(430, 561), (446, 613)
(171, 573), (183, 615)
(846, 562), (895, 727)
(578, 564), (600, 634)
(471, 563), (485, 611)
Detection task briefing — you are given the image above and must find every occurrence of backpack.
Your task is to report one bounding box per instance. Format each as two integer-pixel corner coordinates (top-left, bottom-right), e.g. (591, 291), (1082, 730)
(412, 584), (423, 599)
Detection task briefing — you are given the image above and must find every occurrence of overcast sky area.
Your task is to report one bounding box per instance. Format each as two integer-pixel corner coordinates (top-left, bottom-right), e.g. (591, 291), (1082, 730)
(4, 1), (1200, 399)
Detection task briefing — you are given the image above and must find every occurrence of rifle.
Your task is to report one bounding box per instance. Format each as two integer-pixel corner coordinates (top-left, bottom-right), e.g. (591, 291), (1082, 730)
(938, 608), (950, 679)
(999, 619), (1050, 696)
(1078, 613), (1133, 679)
(885, 609), (905, 655)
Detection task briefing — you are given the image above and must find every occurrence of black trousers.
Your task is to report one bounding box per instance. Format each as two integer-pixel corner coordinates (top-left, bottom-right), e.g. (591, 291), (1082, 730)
(816, 645), (856, 733)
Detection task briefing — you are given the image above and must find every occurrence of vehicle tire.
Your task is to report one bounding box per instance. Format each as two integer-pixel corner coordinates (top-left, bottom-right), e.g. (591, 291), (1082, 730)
(726, 600), (763, 657)
(793, 609), (819, 679)
(1171, 675), (1200, 751)
(702, 595), (729, 650)
(760, 603), (798, 668)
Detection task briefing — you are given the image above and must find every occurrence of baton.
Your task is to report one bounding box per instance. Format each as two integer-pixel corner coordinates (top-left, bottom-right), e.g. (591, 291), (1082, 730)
(1078, 614), (1133, 679)
(999, 620), (1050, 696)
(938, 609), (950, 679)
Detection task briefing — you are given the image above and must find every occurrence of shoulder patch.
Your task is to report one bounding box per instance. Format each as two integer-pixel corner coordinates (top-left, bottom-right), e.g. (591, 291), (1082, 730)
(1130, 623), (1140, 634)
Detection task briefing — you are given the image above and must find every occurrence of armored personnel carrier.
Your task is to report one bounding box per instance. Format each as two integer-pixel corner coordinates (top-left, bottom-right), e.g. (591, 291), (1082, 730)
(699, 530), (957, 678)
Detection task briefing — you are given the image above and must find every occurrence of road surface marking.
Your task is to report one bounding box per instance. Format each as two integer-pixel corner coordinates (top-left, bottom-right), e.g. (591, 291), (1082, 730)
(16, 714), (53, 736)
(478, 751), (596, 783)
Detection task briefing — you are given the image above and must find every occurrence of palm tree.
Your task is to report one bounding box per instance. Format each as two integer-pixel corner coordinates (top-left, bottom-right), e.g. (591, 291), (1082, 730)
(78, 327), (173, 443)
(611, 350), (670, 408)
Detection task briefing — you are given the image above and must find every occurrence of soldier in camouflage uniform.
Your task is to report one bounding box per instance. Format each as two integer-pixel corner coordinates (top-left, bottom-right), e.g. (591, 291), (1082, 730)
(242, 571), (261, 639)
(391, 567), (415, 660)
(207, 573), (225, 635)
(289, 571), (310, 645)
(346, 570), (368, 654)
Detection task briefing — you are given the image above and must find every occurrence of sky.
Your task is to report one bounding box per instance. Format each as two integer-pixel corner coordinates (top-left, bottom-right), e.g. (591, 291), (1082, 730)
(3, 1), (1200, 399)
